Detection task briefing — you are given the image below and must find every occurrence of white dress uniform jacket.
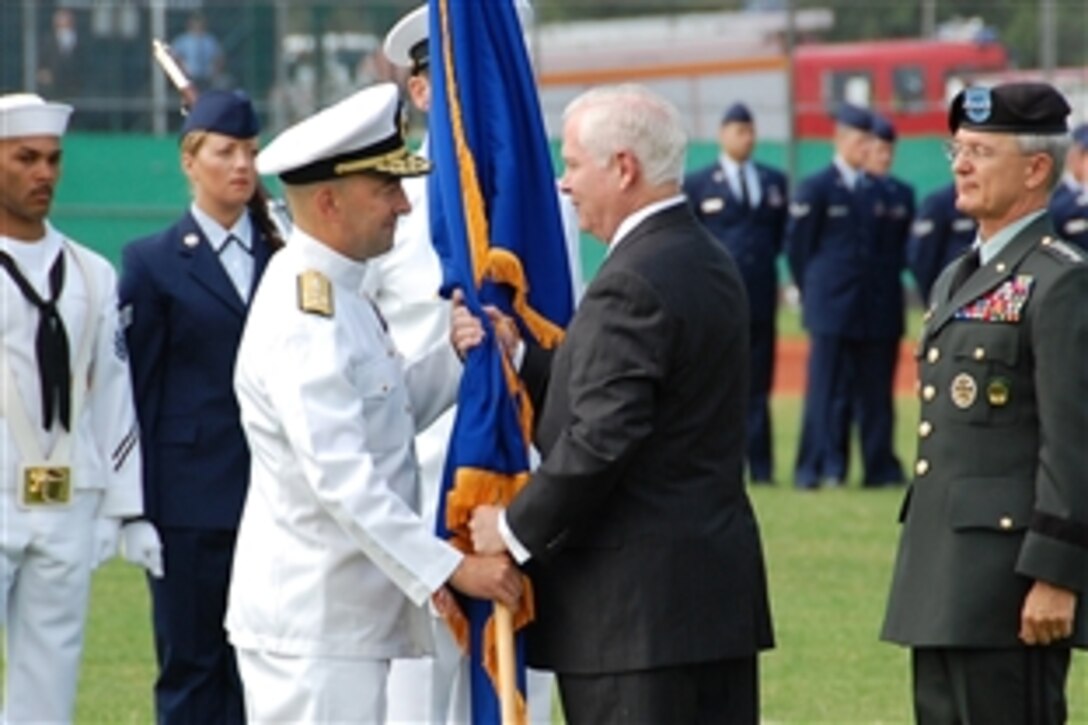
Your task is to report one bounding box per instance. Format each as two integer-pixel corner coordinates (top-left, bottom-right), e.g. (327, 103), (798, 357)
(361, 169), (453, 525)
(227, 226), (464, 660)
(1, 224), (143, 722)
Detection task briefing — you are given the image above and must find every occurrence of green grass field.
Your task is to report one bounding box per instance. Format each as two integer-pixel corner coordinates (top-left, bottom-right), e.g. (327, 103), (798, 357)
(69, 390), (1087, 723)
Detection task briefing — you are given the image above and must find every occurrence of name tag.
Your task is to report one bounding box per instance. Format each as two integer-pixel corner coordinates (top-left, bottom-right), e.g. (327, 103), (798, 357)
(19, 465), (73, 508)
(700, 197), (725, 214)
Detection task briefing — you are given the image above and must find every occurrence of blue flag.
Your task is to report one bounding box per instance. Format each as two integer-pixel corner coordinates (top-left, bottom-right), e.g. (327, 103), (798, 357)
(427, 0), (574, 722)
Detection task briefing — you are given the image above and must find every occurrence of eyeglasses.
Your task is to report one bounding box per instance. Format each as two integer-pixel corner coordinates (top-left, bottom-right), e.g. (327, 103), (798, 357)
(943, 141), (1025, 163)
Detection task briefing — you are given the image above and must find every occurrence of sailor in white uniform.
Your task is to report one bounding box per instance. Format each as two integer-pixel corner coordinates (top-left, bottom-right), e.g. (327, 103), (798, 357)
(0, 92), (162, 722)
(227, 82), (522, 723)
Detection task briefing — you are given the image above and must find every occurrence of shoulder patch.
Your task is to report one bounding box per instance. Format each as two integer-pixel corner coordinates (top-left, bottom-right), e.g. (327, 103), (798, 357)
(1040, 236), (1085, 264)
(297, 269), (334, 317)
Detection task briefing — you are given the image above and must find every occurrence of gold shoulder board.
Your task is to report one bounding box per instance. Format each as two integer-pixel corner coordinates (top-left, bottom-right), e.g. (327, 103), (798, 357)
(297, 269), (334, 317)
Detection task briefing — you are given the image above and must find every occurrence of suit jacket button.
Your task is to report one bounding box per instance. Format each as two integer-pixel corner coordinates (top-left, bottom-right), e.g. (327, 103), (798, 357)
(915, 459), (930, 476)
(919, 420), (933, 437)
(927, 347), (940, 364)
(922, 385), (936, 402)
(999, 516), (1013, 530)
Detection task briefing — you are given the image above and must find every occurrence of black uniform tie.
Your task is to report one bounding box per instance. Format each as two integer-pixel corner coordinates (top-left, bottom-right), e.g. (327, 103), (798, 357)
(0, 250), (71, 431)
(949, 247), (980, 296)
(739, 165), (751, 209)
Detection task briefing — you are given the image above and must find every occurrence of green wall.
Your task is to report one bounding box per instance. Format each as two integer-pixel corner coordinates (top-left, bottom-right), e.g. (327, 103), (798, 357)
(53, 134), (952, 275)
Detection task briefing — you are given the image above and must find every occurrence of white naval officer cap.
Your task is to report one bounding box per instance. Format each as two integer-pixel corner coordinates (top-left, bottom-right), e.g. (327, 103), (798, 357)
(0, 93), (73, 139)
(256, 82), (430, 184)
(383, 1), (536, 72)
(383, 4), (429, 72)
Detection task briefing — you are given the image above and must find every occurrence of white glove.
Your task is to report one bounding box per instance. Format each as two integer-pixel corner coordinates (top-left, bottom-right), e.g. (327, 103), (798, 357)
(120, 520), (165, 578)
(92, 518), (121, 570)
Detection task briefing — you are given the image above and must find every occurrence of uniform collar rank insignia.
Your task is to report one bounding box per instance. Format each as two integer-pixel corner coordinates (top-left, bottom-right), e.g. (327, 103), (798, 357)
(955, 274), (1033, 323)
(297, 269), (334, 317)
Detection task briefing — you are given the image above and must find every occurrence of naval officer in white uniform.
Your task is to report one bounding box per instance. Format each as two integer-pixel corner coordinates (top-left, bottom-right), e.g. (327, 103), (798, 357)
(0, 92), (162, 722)
(227, 82), (522, 723)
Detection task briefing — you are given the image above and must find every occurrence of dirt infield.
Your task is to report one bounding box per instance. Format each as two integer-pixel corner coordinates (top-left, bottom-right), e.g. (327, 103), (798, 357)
(773, 339), (918, 396)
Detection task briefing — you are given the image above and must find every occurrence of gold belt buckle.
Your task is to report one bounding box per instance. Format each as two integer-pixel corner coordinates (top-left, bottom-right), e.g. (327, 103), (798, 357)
(19, 465), (73, 508)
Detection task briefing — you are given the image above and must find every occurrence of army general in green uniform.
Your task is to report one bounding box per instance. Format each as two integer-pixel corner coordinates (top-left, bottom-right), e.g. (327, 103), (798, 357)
(883, 82), (1088, 724)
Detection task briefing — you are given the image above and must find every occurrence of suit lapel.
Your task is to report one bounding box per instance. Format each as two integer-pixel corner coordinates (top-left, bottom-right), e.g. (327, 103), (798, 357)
(928, 215), (1050, 336)
(177, 214), (246, 317)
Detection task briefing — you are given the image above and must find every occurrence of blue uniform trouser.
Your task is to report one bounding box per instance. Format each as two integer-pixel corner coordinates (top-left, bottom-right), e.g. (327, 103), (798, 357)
(747, 317), (775, 481)
(850, 337), (904, 486)
(795, 334), (852, 487)
(800, 336), (903, 487)
(150, 527), (245, 725)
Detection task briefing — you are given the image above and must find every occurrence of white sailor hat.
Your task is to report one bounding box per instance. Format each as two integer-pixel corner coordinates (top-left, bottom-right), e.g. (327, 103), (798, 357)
(256, 83), (430, 184)
(383, 1), (535, 72)
(0, 93), (73, 139)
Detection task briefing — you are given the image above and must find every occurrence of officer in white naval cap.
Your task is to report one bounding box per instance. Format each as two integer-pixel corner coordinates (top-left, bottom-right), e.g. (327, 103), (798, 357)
(0, 93), (162, 722)
(379, 5), (569, 722)
(226, 82), (523, 723)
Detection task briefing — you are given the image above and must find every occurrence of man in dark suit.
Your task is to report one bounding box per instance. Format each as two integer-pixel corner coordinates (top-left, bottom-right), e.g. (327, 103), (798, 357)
(119, 91), (276, 723)
(684, 101), (788, 484)
(1048, 123), (1088, 250)
(457, 84), (773, 724)
(883, 82), (1088, 724)
(787, 104), (903, 489)
(907, 181), (977, 304)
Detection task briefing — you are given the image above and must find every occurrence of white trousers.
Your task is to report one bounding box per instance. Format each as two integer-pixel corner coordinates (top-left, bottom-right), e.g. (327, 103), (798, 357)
(236, 647), (389, 723)
(0, 490), (98, 723)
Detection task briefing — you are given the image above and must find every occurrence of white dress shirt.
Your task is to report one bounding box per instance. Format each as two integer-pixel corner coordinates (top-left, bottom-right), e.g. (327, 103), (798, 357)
(190, 203), (254, 301)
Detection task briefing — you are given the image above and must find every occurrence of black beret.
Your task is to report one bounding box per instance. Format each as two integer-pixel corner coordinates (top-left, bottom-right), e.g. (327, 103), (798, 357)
(721, 102), (753, 125)
(948, 82), (1069, 135)
(181, 90), (260, 139)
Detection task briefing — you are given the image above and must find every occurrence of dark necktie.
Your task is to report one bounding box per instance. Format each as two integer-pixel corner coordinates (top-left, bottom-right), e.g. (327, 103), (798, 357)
(739, 166), (751, 209)
(949, 248), (980, 296)
(0, 250), (71, 431)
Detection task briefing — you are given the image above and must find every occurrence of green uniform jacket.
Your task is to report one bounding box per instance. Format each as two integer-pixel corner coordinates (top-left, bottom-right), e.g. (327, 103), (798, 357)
(883, 213), (1088, 648)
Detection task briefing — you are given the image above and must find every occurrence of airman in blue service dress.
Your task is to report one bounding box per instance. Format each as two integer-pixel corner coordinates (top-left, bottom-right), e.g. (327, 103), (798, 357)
(787, 104), (900, 488)
(1048, 123), (1088, 251)
(883, 82), (1088, 725)
(684, 102), (788, 483)
(120, 90), (273, 724)
(908, 182), (977, 304)
(849, 113), (911, 488)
